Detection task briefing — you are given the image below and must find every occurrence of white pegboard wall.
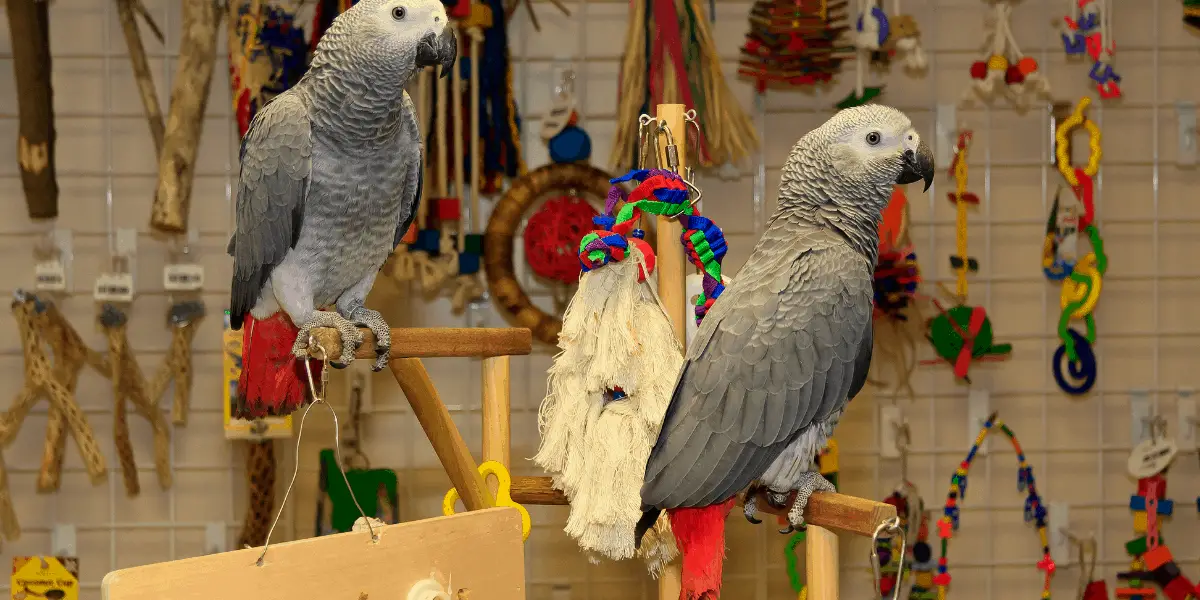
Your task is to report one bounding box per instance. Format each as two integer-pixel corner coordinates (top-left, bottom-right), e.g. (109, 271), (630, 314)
(0, 0), (1198, 599)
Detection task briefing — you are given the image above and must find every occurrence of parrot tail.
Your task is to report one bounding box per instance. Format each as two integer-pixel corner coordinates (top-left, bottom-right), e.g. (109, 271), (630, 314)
(236, 312), (320, 419)
(667, 499), (736, 600)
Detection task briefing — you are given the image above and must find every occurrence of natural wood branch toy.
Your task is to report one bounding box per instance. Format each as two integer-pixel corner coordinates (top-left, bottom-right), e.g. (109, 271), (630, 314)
(0, 453), (19, 549)
(98, 304), (173, 495)
(149, 0), (222, 233)
(5, 0), (58, 219)
(114, 0), (166, 156)
(236, 440), (276, 548)
(165, 301), (205, 425)
(36, 299), (110, 492)
(2, 292), (106, 485)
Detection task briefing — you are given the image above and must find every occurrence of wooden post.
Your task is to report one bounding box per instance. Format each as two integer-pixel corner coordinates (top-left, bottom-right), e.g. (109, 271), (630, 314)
(5, 0), (58, 220)
(653, 102), (687, 600)
(481, 356), (511, 468)
(805, 525), (839, 600)
(653, 104), (688, 344)
(149, 0), (222, 234)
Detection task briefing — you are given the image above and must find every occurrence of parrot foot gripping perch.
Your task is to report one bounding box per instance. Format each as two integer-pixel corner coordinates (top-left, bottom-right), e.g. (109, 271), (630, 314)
(744, 473), (839, 534)
(345, 305), (392, 371)
(292, 311), (365, 368)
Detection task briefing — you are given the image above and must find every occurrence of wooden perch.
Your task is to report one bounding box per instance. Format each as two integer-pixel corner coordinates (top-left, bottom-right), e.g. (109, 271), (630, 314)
(236, 440), (276, 548)
(507, 476), (896, 537)
(115, 0), (166, 156)
(3, 294), (106, 484)
(5, 0), (58, 219)
(0, 454), (19, 548)
(308, 327), (533, 361)
(99, 305), (173, 494)
(149, 0), (222, 233)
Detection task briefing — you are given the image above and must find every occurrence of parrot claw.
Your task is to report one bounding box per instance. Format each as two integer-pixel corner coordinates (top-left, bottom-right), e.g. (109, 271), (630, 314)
(742, 494), (762, 524)
(292, 310), (363, 366)
(778, 525), (794, 535)
(347, 306), (392, 371)
(785, 472), (837, 530)
(765, 489), (790, 509)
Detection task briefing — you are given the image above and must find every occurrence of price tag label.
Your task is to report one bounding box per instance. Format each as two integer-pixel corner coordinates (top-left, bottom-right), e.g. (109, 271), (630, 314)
(93, 273), (134, 303)
(1127, 437), (1178, 479)
(163, 263), (205, 291)
(34, 261), (67, 292)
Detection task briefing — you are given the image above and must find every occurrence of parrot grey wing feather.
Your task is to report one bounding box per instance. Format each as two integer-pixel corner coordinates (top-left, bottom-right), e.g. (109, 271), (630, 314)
(847, 320), (874, 401)
(642, 230), (872, 508)
(393, 91), (424, 249)
(228, 92), (313, 329)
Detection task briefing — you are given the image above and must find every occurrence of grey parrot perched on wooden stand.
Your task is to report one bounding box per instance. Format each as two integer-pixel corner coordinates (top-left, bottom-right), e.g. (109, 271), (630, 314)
(226, 0), (457, 419)
(634, 105), (935, 600)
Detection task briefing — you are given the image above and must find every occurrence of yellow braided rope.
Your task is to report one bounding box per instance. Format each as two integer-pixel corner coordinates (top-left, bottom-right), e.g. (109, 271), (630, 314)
(1054, 96), (1102, 186)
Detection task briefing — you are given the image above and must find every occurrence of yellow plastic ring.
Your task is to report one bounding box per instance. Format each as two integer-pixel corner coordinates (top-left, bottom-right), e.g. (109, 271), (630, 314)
(1054, 97), (1102, 186)
(1059, 253), (1102, 319)
(442, 460), (532, 541)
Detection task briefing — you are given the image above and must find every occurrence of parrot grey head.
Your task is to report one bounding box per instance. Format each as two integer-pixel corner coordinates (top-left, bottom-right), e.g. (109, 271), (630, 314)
(315, 0), (458, 82)
(776, 105), (934, 257)
(814, 104), (934, 193)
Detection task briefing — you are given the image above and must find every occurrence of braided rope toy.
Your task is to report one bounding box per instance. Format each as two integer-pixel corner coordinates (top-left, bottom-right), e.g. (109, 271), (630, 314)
(935, 413), (1054, 600)
(1052, 97), (1104, 395)
(579, 168), (729, 324)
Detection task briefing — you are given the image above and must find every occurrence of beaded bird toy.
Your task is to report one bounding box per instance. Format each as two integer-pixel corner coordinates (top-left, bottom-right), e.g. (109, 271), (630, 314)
(1051, 97), (1106, 396)
(962, 0), (1050, 110)
(1057, 0), (1121, 99)
(922, 131), (1011, 382)
(936, 413), (1054, 600)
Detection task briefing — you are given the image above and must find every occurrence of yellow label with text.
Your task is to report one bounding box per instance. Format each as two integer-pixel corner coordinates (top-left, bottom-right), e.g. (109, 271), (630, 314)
(11, 556), (78, 600)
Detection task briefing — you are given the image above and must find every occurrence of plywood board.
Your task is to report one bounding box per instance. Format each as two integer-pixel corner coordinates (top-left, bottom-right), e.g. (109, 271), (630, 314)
(101, 508), (526, 600)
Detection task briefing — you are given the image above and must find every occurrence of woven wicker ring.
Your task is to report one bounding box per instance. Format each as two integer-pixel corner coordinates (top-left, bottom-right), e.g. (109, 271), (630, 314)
(483, 162), (614, 346)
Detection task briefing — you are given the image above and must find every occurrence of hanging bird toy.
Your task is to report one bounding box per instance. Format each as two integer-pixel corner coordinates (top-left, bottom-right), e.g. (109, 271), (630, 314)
(870, 187), (922, 401)
(835, 0), (887, 109)
(962, 0), (1050, 109)
(922, 131), (1011, 382)
(1052, 97), (1105, 396)
(1041, 186), (1082, 282)
(936, 413), (1054, 600)
(739, 0), (851, 89)
(1057, 0), (1121, 99)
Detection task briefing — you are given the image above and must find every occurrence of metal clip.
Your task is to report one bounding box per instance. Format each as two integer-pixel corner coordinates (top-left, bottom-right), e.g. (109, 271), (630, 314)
(870, 516), (907, 600)
(658, 120), (681, 173)
(637, 114), (655, 169)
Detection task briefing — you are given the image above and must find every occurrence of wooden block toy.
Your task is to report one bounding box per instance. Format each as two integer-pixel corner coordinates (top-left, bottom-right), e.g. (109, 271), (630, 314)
(401, 222), (418, 244)
(1127, 536), (1150, 555)
(460, 2), (494, 29)
(431, 197), (462, 221)
(1164, 577), (1194, 600)
(464, 233), (484, 255)
(1133, 510), (1148, 533)
(1143, 545), (1174, 570)
(914, 570), (934, 588)
(1139, 476), (1166, 499)
(1116, 588), (1156, 599)
(458, 252), (480, 275)
(413, 229), (442, 254)
(1131, 495), (1175, 515)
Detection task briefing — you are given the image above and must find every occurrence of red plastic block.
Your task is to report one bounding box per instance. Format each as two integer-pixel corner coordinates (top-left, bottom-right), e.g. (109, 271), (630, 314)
(432, 197), (462, 221)
(1164, 577), (1195, 600)
(1138, 476), (1166, 499)
(1115, 588), (1156, 598)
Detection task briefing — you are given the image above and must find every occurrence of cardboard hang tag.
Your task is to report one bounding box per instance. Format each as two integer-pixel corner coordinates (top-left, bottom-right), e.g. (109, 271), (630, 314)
(1126, 436), (1178, 479)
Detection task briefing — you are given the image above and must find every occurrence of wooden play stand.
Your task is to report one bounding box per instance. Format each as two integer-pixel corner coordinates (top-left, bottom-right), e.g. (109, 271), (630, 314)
(99, 105), (894, 599)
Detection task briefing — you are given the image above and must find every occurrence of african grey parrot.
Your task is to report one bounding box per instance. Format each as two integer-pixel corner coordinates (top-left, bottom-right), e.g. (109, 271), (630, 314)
(226, 0), (457, 419)
(634, 105), (934, 599)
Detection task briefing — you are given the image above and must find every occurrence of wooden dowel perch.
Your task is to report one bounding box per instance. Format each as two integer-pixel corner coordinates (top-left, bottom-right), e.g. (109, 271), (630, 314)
(149, 0), (222, 233)
(308, 327), (532, 361)
(5, 0), (58, 220)
(507, 476), (896, 537)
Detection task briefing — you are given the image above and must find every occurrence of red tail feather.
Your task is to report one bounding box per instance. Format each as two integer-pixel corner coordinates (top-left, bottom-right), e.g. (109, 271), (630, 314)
(668, 499), (736, 600)
(236, 313), (321, 419)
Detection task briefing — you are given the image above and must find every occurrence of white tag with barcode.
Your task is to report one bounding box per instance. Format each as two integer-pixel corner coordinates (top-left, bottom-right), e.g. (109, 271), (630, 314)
(93, 272), (134, 302)
(164, 263), (205, 291)
(34, 260), (67, 292)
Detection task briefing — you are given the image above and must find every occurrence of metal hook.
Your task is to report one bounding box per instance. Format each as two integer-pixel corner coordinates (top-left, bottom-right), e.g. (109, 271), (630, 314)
(637, 114), (655, 169)
(870, 516), (907, 600)
(658, 121), (681, 173)
(1143, 414), (1168, 443)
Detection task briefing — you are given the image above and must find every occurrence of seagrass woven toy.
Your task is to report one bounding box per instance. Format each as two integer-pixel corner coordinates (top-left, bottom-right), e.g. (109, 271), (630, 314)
(961, 0), (1050, 109)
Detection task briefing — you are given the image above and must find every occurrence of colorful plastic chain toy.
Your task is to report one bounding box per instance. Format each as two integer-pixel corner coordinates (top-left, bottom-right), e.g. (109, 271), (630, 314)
(935, 413), (1054, 600)
(1051, 97), (1105, 395)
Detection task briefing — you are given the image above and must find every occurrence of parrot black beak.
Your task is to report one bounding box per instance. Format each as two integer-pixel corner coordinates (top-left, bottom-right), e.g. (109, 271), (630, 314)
(416, 26), (458, 78)
(896, 139), (935, 192)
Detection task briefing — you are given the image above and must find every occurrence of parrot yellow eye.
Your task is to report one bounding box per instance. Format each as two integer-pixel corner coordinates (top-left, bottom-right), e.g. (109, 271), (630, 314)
(865, 131), (882, 146)
(391, 6), (406, 19)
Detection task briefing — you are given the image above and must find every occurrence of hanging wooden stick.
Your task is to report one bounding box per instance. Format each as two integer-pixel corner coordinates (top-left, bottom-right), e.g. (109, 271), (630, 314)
(99, 304), (174, 493)
(149, 0), (223, 233)
(166, 301), (205, 425)
(236, 440), (276, 548)
(114, 0), (166, 156)
(0, 294), (106, 484)
(5, 0), (58, 220)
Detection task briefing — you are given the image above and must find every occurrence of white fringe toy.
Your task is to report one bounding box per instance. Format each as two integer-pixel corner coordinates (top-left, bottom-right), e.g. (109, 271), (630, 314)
(534, 168), (731, 574)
